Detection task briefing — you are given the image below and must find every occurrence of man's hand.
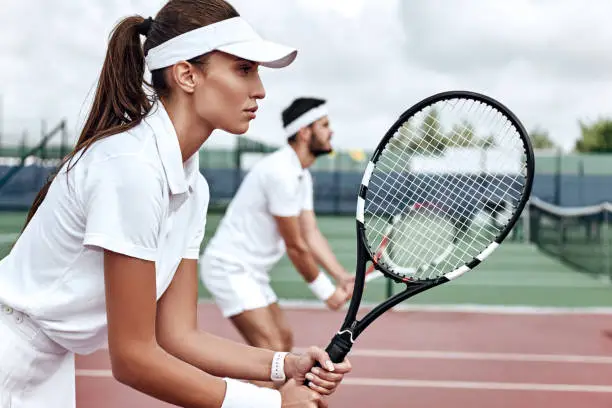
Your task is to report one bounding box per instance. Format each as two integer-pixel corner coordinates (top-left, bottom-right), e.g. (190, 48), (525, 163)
(325, 287), (349, 311)
(337, 273), (355, 299)
(284, 347), (352, 396)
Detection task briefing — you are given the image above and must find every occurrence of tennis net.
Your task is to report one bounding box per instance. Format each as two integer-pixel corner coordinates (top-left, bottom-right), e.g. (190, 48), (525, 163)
(528, 197), (612, 280)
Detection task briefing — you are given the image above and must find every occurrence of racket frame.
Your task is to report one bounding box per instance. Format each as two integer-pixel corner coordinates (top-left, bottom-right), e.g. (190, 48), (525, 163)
(324, 90), (535, 362)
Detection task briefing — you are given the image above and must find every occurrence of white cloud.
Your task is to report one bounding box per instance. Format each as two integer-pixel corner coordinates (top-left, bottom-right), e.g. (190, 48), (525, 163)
(297, 0), (369, 18)
(398, 0), (612, 151)
(0, 0), (611, 152)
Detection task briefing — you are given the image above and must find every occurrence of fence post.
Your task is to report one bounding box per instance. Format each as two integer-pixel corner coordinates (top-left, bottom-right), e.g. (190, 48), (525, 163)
(553, 149), (562, 205)
(333, 155), (341, 215)
(522, 201), (531, 243)
(234, 141), (242, 195)
(386, 277), (393, 298)
(578, 158), (584, 206)
(605, 209), (611, 283)
(19, 132), (26, 158)
(0, 94), (3, 151)
(60, 121), (68, 158)
(40, 120), (47, 162)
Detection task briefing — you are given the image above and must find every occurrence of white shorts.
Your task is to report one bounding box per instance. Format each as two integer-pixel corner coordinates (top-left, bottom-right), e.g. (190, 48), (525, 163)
(0, 305), (75, 408)
(199, 253), (277, 318)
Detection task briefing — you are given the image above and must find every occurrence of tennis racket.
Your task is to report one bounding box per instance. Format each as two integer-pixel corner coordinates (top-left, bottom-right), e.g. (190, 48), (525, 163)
(310, 90), (534, 370)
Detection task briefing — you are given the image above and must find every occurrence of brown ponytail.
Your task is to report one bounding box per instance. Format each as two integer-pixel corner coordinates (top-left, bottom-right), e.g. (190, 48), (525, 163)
(23, 0), (240, 229)
(24, 15), (151, 228)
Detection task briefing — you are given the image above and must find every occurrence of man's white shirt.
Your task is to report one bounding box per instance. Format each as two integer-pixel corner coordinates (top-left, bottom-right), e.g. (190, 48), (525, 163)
(204, 145), (313, 280)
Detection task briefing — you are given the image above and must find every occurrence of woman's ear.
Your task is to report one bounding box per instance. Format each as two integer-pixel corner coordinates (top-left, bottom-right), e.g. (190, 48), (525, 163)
(169, 61), (198, 94)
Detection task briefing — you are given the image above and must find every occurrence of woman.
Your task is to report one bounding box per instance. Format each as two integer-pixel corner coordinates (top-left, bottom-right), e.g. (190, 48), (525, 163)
(0, 1), (350, 407)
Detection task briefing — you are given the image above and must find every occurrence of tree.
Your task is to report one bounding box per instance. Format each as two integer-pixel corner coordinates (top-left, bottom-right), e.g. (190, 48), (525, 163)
(386, 108), (446, 156)
(478, 134), (496, 149)
(448, 119), (476, 147)
(574, 118), (612, 153)
(386, 113), (500, 157)
(387, 119), (417, 156)
(529, 126), (556, 150)
(411, 108), (446, 155)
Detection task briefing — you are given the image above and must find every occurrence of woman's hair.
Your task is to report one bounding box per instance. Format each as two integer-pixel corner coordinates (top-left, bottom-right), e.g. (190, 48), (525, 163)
(24, 0), (239, 228)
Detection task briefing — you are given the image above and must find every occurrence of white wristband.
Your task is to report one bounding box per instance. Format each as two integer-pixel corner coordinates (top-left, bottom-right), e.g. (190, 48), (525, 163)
(308, 271), (336, 301)
(271, 352), (289, 384)
(221, 378), (281, 408)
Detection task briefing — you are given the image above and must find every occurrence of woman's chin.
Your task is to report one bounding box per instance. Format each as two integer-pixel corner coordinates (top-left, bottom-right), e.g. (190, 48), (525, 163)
(223, 122), (250, 135)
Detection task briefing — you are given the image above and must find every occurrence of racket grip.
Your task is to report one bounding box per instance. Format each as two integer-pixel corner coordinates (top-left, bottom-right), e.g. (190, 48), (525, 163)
(324, 331), (354, 363)
(303, 331), (353, 386)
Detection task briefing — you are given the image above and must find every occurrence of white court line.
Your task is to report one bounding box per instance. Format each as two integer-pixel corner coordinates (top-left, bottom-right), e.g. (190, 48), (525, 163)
(269, 299), (612, 315)
(74, 370), (612, 393)
(0, 233), (18, 244)
(341, 378), (612, 393)
(291, 348), (612, 364)
(94, 344), (612, 364)
(270, 277), (608, 289)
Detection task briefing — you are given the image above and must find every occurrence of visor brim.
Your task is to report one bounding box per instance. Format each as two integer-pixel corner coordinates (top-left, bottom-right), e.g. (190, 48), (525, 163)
(217, 40), (298, 68)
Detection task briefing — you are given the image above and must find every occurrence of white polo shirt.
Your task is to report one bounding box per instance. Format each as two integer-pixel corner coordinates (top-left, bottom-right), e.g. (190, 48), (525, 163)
(0, 103), (209, 354)
(204, 145), (313, 279)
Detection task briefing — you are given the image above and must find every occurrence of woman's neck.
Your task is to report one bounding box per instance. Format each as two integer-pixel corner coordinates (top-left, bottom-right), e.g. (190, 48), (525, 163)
(161, 97), (214, 162)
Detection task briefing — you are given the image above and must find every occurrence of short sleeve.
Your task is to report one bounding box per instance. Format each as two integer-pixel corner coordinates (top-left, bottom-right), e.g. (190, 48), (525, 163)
(266, 172), (303, 217)
(184, 175), (210, 259)
(301, 171), (314, 211)
(82, 157), (165, 261)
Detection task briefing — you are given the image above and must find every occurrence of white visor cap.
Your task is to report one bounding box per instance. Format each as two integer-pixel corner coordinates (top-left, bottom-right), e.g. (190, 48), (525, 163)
(145, 17), (297, 71)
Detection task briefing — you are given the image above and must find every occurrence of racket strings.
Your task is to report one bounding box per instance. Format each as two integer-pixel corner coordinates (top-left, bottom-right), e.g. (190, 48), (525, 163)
(386, 109), (524, 274)
(388, 207), (456, 266)
(371, 109), (525, 222)
(368, 101), (504, 233)
(364, 98), (528, 281)
(367, 174), (483, 275)
(380, 127), (524, 278)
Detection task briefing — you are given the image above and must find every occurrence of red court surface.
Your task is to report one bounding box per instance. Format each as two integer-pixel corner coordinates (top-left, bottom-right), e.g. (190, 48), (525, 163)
(76, 303), (612, 407)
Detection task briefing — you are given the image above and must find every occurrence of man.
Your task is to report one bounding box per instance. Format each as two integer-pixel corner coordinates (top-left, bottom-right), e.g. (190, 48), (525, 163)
(200, 97), (354, 353)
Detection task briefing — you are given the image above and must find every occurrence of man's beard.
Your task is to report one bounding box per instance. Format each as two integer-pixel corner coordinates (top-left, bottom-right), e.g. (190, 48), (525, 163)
(308, 132), (333, 158)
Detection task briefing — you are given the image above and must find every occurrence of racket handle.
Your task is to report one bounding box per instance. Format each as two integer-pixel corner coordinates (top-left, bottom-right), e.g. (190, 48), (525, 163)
(324, 331), (354, 363)
(303, 331), (353, 386)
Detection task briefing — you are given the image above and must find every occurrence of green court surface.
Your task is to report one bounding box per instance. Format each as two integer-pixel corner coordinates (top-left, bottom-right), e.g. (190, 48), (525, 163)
(1, 211), (610, 308)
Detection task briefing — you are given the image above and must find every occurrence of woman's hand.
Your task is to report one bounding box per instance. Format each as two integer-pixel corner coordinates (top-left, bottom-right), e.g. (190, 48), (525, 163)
(284, 347), (352, 395)
(280, 379), (328, 408)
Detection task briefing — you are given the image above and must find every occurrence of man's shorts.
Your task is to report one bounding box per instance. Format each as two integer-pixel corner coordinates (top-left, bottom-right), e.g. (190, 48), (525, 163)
(199, 253), (278, 318)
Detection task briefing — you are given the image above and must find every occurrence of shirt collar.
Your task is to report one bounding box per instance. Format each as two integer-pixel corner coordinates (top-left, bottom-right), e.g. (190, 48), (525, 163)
(145, 102), (199, 195)
(283, 144), (307, 177)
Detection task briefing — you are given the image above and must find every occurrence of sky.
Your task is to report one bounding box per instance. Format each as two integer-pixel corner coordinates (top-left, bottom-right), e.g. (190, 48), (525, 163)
(1, 0), (611, 152)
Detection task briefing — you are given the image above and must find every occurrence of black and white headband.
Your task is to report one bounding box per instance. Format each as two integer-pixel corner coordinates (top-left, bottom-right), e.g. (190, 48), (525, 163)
(283, 105), (329, 136)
